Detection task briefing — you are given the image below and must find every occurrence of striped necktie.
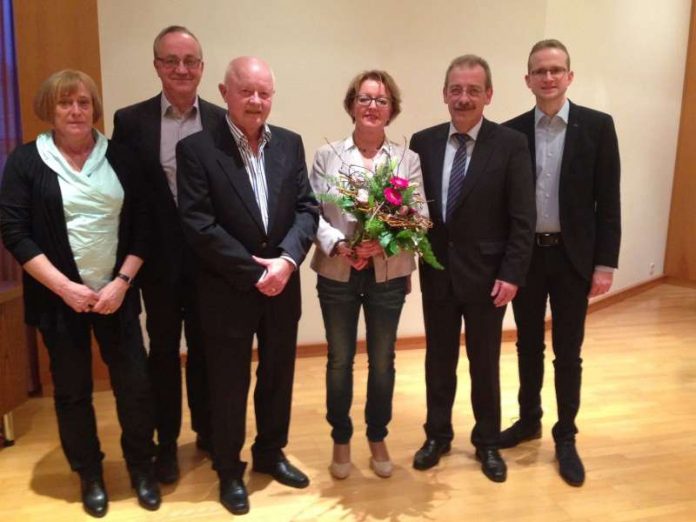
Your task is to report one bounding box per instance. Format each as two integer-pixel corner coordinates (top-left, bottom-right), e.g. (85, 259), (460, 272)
(446, 133), (470, 222)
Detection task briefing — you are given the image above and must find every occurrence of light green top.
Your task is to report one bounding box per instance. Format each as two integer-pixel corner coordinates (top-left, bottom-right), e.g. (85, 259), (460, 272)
(37, 130), (124, 291)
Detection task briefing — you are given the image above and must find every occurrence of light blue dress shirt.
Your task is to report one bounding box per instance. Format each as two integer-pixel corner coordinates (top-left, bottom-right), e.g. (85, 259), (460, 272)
(37, 130), (124, 291)
(534, 99), (569, 233)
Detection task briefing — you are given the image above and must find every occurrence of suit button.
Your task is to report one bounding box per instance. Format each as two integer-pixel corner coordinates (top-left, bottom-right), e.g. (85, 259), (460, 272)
(448, 241), (454, 247)
(260, 241), (268, 248)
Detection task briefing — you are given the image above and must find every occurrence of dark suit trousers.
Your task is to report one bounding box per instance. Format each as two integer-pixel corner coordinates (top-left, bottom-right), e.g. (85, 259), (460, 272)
(512, 244), (590, 442)
(422, 295), (506, 449)
(40, 307), (155, 474)
(142, 269), (210, 452)
(202, 299), (299, 480)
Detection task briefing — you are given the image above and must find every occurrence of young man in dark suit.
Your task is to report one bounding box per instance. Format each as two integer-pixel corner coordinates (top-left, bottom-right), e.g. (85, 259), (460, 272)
(176, 56), (318, 515)
(501, 39), (621, 487)
(112, 26), (226, 484)
(410, 55), (536, 482)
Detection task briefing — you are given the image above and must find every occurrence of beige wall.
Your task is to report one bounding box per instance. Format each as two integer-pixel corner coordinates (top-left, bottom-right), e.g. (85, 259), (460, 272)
(97, 0), (691, 344)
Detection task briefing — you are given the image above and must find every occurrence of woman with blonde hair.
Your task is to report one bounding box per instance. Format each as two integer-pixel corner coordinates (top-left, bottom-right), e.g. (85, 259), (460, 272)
(310, 70), (427, 479)
(0, 70), (159, 517)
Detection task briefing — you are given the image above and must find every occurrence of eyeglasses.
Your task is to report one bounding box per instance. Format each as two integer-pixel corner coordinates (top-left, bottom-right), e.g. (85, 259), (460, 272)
(446, 85), (485, 98)
(530, 66), (568, 79)
(355, 95), (391, 108)
(156, 56), (202, 70)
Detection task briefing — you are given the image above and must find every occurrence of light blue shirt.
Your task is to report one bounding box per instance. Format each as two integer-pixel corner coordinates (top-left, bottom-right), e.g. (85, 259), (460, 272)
(160, 94), (202, 204)
(441, 119), (482, 221)
(534, 99), (569, 233)
(37, 130), (123, 291)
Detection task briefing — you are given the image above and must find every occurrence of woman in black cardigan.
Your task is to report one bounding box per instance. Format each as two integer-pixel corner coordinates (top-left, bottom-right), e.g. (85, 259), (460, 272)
(0, 70), (159, 517)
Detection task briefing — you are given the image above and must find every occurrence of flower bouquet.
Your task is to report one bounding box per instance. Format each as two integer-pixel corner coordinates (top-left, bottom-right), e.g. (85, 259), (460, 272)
(317, 153), (443, 270)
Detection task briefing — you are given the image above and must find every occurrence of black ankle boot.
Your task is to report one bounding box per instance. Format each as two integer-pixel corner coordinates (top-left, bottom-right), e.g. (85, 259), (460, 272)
(79, 472), (108, 518)
(130, 469), (161, 511)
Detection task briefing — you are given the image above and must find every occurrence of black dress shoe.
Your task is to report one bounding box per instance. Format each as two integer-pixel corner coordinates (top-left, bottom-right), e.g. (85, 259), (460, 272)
(196, 435), (212, 453)
(220, 478), (249, 515)
(499, 420), (542, 449)
(253, 459), (310, 489)
(475, 448), (507, 482)
(79, 474), (108, 518)
(556, 441), (585, 487)
(154, 451), (180, 484)
(131, 472), (162, 511)
(413, 439), (451, 470)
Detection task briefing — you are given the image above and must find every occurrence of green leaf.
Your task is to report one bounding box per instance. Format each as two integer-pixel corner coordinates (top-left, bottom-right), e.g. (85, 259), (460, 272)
(387, 241), (401, 256)
(418, 236), (444, 270)
(364, 218), (386, 239)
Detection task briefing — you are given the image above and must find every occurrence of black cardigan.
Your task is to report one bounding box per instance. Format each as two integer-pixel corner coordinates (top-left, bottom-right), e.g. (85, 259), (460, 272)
(0, 139), (150, 327)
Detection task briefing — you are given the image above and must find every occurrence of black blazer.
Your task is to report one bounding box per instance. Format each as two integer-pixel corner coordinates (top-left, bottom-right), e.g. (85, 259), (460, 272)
(0, 140), (149, 327)
(111, 94), (227, 286)
(176, 125), (319, 336)
(410, 119), (536, 303)
(504, 101), (621, 280)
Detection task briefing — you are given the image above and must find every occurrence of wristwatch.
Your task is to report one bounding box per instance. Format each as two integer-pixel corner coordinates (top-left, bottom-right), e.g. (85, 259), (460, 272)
(115, 272), (132, 286)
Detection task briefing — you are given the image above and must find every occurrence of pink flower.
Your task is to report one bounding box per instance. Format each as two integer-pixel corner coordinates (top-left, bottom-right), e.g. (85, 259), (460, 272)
(389, 176), (409, 190)
(384, 187), (403, 206)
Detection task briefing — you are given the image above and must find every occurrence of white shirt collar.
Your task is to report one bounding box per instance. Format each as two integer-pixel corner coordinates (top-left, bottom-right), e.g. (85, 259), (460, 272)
(225, 115), (272, 148)
(343, 135), (392, 155)
(448, 117), (483, 142)
(534, 98), (570, 126)
(36, 129), (109, 177)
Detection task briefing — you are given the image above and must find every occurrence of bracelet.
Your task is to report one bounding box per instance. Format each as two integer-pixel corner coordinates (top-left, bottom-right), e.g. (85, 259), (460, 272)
(115, 272), (132, 286)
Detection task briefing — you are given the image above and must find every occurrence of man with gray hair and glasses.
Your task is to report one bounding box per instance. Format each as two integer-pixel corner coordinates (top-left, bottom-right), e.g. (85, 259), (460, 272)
(112, 25), (226, 484)
(410, 54), (535, 483)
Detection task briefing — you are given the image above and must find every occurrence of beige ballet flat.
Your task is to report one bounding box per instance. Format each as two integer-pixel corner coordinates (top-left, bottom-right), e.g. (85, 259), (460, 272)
(369, 457), (393, 478)
(330, 443), (351, 479)
(329, 460), (352, 479)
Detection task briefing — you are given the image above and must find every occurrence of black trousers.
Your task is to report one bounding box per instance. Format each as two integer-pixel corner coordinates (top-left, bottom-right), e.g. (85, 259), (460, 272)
(39, 304), (155, 475)
(511, 244), (590, 442)
(422, 295), (506, 449)
(142, 269), (210, 452)
(202, 303), (299, 480)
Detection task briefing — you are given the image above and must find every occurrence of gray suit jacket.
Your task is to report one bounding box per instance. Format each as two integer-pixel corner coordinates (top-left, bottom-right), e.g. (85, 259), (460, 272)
(309, 138), (427, 282)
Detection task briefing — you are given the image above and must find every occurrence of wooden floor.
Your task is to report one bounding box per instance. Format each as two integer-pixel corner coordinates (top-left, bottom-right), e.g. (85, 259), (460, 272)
(1, 282), (695, 521)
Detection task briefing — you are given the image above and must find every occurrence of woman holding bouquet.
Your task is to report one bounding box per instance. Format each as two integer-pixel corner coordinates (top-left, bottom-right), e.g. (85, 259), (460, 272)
(309, 70), (428, 479)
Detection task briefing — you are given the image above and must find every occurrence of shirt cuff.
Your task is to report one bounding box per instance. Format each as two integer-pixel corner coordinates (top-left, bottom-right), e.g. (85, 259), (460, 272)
(281, 254), (297, 271)
(594, 265), (615, 273)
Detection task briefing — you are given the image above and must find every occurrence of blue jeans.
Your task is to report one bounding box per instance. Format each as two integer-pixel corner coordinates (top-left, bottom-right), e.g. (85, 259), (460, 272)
(317, 269), (407, 443)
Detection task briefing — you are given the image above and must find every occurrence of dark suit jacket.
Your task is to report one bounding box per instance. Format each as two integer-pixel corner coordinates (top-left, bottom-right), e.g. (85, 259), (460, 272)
(175, 125), (318, 336)
(504, 101), (621, 280)
(0, 140), (149, 327)
(410, 119), (536, 303)
(112, 94), (227, 286)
